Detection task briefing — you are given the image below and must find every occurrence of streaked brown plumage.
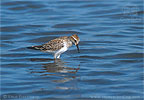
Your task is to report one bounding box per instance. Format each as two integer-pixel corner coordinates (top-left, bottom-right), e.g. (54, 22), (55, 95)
(28, 34), (80, 59)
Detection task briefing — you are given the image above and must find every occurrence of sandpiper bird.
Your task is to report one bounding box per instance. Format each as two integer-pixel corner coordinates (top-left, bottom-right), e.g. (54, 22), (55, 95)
(27, 34), (80, 59)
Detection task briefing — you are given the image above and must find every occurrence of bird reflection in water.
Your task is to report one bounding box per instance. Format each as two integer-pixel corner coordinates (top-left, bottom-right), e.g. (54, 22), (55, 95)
(30, 58), (80, 83)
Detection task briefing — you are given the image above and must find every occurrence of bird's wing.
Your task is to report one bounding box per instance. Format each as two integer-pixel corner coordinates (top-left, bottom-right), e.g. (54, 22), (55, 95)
(41, 39), (64, 51)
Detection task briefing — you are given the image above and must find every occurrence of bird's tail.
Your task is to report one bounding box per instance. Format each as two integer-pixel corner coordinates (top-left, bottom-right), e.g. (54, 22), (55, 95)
(27, 45), (43, 50)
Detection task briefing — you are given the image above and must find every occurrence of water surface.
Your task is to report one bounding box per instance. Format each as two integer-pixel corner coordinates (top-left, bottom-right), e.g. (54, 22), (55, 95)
(1, 0), (143, 99)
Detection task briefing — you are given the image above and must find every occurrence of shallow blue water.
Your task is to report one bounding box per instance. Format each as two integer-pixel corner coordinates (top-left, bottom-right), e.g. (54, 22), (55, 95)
(1, 0), (144, 99)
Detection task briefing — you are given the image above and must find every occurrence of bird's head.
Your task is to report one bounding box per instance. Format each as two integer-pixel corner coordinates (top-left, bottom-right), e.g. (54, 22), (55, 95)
(70, 34), (80, 53)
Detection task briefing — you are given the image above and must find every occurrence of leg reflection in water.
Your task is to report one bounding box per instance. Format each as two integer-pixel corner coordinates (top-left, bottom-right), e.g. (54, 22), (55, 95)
(29, 58), (80, 83)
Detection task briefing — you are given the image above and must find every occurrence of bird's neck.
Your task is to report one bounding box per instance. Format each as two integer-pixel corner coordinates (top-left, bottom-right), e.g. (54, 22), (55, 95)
(66, 37), (73, 47)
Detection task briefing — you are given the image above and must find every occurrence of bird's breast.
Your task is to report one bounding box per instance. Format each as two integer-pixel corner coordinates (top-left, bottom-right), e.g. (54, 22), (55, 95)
(65, 40), (72, 48)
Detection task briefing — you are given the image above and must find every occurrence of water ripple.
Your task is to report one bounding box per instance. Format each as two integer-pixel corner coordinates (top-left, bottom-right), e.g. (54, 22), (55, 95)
(1, 0), (143, 99)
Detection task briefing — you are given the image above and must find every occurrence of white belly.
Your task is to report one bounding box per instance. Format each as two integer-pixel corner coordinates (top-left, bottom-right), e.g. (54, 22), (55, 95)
(57, 46), (68, 54)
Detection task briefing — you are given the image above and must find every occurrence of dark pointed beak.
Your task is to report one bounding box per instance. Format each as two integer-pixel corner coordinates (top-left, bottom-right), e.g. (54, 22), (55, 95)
(76, 44), (80, 53)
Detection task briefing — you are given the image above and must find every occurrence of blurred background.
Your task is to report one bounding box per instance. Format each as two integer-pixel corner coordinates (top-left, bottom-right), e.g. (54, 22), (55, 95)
(1, 0), (143, 99)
